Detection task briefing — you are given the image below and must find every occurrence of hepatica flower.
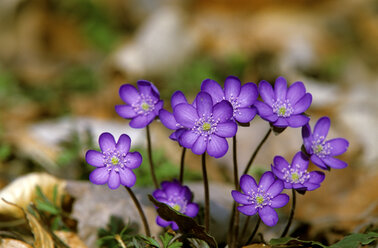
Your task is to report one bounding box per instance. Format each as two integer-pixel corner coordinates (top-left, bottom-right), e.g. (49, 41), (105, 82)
(152, 180), (199, 230)
(255, 77), (312, 128)
(302, 116), (349, 170)
(173, 91), (237, 158)
(115, 80), (163, 128)
(201, 76), (259, 123)
(159, 91), (189, 143)
(85, 133), (142, 189)
(271, 152), (325, 191)
(232, 172), (289, 226)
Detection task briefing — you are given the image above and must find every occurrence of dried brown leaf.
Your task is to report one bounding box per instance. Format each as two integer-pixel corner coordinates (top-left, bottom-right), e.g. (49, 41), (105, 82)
(25, 209), (54, 248)
(0, 238), (33, 248)
(0, 173), (66, 218)
(54, 231), (88, 248)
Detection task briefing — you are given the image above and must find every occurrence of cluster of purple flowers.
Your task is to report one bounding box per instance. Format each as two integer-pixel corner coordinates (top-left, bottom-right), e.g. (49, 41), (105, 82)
(85, 76), (349, 233)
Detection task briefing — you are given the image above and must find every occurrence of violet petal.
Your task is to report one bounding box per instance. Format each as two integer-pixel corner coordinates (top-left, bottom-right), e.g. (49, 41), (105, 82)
(196, 92), (213, 117)
(173, 103), (198, 128)
(286, 115), (310, 128)
(201, 79), (224, 103)
(99, 132), (116, 152)
(323, 156), (348, 169)
(258, 80), (275, 106)
(125, 152), (142, 169)
(286, 81), (306, 105)
(240, 174), (258, 194)
(191, 135), (207, 155)
(237, 205), (258, 216)
(259, 206), (278, 226)
(274, 77), (287, 101)
(119, 168), (136, 187)
(214, 121), (237, 138)
(213, 100), (234, 122)
(238, 83), (258, 108)
(115, 105), (137, 118)
(207, 135), (228, 158)
(271, 194), (289, 208)
(314, 117), (331, 139)
(327, 138), (349, 156)
(86, 150), (104, 167)
(224, 76), (241, 100)
(119, 84), (139, 105)
(232, 191), (251, 205)
(89, 167), (110, 185)
(108, 169), (120, 189)
(116, 134), (131, 153)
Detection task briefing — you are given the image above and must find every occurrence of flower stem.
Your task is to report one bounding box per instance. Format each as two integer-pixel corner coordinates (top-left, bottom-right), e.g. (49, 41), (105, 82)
(202, 153), (210, 233)
(179, 147), (186, 184)
(281, 189), (296, 237)
(146, 125), (159, 189)
(240, 215), (251, 240)
(242, 128), (272, 175)
(230, 136), (240, 248)
(245, 217), (261, 245)
(124, 186), (151, 237)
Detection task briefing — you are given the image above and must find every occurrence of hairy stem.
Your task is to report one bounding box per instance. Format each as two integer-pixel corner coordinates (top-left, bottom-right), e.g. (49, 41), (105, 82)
(124, 186), (151, 237)
(202, 153), (210, 233)
(281, 189), (296, 237)
(230, 136), (240, 248)
(246, 217), (261, 245)
(179, 147), (186, 184)
(146, 125), (159, 189)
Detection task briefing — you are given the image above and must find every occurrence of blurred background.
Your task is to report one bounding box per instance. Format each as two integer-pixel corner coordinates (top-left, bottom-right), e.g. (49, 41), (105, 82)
(0, 0), (377, 246)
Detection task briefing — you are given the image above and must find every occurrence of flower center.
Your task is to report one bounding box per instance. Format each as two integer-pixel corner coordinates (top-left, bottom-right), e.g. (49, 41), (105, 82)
(202, 122), (211, 131)
(311, 135), (332, 158)
(132, 94), (157, 116)
(272, 99), (293, 117)
(103, 149), (130, 172)
(192, 114), (220, 142)
(282, 164), (310, 184)
(141, 102), (150, 111)
(111, 156), (119, 165)
(255, 195), (264, 204)
(168, 194), (187, 213)
(172, 204), (181, 211)
(247, 187), (273, 209)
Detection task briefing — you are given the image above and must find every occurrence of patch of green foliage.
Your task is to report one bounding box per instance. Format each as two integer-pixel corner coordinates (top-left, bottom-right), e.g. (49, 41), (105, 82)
(97, 216), (183, 248)
(34, 185), (70, 231)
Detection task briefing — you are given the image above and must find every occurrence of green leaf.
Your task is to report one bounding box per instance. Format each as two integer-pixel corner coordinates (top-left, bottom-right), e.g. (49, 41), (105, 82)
(330, 232), (378, 248)
(139, 234), (161, 247)
(269, 237), (327, 247)
(148, 195), (217, 248)
(35, 199), (60, 215)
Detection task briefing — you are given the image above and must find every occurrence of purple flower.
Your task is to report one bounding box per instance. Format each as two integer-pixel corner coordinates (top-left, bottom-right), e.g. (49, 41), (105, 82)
(302, 116), (349, 170)
(271, 152), (325, 191)
(201, 76), (259, 124)
(85, 133), (142, 189)
(232, 172), (289, 226)
(152, 180), (199, 230)
(255, 77), (312, 128)
(173, 91), (237, 158)
(159, 91), (189, 143)
(115, 80), (163, 128)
